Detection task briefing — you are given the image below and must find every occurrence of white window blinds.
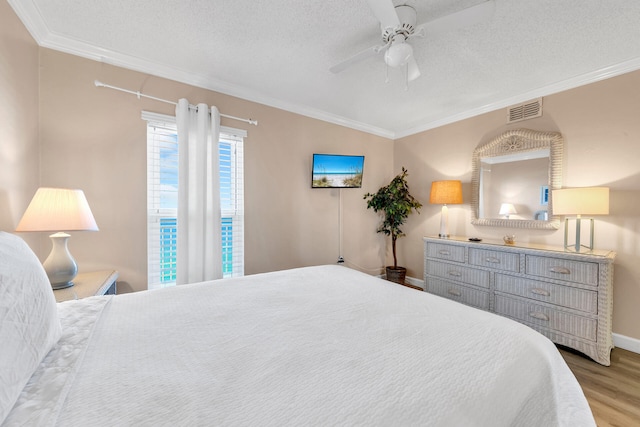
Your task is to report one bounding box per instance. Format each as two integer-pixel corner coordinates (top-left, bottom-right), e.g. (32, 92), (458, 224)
(144, 111), (245, 288)
(219, 136), (245, 278)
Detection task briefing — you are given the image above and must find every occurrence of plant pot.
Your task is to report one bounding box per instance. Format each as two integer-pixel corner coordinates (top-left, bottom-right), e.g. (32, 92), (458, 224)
(385, 266), (407, 285)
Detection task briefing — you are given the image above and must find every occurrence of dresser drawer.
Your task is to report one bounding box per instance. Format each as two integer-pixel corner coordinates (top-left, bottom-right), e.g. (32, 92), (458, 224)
(525, 255), (598, 287)
(468, 248), (520, 273)
(426, 260), (490, 288)
(426, 242), (465, 263)
(427, 278), (490, 310)
(495, 295), (597, 341)
(495, 274), (597, 314)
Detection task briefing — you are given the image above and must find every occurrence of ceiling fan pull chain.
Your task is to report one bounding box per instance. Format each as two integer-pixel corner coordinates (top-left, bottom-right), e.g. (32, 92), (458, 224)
(385, 63), (389, 83)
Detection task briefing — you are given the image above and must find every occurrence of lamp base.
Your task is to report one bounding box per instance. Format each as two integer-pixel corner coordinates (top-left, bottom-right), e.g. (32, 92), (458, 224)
(43, 232), (78, 289)
(51, 281), (74, 290)
(438, 205), (450, 239)
(564, 217), (595, 253)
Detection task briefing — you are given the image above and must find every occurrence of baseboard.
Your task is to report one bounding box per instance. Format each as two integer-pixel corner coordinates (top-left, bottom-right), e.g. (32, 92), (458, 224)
(613, 333), (640, 354)
(406, 276), (639, 355)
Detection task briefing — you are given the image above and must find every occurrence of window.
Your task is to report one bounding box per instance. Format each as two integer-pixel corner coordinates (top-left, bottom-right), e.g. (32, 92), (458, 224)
(144, 111), (245, 288)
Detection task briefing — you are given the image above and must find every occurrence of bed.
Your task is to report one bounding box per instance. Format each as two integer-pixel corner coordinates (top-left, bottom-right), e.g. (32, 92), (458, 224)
(0, 231), (595, 426)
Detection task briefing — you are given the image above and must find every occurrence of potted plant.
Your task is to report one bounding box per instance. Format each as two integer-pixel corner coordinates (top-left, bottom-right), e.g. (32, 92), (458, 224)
(364, 167), (422, 284)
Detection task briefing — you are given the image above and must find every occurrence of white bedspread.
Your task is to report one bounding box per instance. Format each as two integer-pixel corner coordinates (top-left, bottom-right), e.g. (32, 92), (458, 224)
(5, 265), (594, 426)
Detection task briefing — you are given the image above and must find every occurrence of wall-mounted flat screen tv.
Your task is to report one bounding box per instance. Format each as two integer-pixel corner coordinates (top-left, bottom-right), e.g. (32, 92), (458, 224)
(312, 154), (364, 188)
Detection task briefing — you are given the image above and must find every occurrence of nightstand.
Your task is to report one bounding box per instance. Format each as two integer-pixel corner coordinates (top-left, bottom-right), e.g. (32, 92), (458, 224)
(54, 270), (119, 302)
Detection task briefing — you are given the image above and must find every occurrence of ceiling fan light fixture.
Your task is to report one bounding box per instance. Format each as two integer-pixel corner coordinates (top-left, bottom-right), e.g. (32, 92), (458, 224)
(384, 42), (413, 68)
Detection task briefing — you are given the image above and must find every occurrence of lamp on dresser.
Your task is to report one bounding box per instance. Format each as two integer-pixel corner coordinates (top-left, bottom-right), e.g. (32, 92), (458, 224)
(499, 203), (517, 219)
(552, 187), (609, 252)
(429, 180), (463, 238)
(16, 187), (99, 289)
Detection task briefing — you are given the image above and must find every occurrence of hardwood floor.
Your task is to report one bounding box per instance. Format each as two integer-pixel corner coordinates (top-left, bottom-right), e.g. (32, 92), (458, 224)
(559, 346), (640, 427)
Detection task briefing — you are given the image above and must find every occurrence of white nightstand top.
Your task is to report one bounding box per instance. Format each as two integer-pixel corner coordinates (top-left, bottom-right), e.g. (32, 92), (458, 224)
(54, 270), (119, 302)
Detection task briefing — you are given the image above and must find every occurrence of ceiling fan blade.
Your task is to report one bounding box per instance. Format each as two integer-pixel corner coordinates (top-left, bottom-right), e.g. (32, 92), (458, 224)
(365, 0), (400, 30)
(330, 44), (387, 74)
(417, 0), (496, 36)
(407, 56), (421, 82)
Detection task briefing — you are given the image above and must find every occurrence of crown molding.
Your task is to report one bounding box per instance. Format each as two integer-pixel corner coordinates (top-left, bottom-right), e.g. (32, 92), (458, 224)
(395, 57), (640, 139)
(10, 0), (640, 141)
(41, 33), (396, 139)
(9, 0), (395, 140)
(77, 40), (396, 139)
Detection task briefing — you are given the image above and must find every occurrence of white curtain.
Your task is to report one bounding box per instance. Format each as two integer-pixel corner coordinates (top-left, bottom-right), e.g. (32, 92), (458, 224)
(175, 99), (222, 284)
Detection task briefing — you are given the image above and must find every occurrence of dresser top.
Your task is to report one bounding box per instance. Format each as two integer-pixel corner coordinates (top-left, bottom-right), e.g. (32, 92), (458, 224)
(424, 236), (616, 261)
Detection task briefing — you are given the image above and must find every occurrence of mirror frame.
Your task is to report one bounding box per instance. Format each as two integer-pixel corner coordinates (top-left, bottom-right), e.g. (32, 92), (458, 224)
(471, 128), (563, 230)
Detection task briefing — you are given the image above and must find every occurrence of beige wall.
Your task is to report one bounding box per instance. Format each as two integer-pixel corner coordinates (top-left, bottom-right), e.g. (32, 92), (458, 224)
(395, 70), (640, 341)
(37, 49), (393, 293)
(0, 0), (40, 250)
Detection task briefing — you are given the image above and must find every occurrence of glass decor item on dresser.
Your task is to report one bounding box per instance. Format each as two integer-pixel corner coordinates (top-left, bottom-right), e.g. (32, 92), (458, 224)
(470, 129), (563, 229)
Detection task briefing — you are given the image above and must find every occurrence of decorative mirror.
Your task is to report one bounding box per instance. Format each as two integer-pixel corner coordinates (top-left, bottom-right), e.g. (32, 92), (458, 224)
(471, 129), (563, 229)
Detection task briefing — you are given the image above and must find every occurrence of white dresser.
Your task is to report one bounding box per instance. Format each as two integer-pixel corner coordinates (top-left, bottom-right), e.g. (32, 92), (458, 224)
(423, 236), (616, 365)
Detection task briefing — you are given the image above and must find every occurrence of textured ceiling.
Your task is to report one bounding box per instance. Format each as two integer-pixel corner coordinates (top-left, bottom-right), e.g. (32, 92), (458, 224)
(9, 0), (640, 138)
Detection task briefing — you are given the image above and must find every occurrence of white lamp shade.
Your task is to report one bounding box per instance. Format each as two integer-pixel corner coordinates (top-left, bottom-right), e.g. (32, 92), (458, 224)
(499, 203), (517, 216)
(552, 187), (609, 216)
(16, 187), (99, 232)
(384, 42), (413, 68)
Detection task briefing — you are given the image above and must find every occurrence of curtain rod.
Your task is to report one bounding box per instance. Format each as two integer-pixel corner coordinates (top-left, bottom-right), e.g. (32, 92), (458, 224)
(94, 80), (258, 126)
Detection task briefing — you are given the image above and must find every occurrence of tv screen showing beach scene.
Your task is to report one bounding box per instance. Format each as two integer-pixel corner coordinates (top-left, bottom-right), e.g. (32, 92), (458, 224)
(312, 154), (364, 188)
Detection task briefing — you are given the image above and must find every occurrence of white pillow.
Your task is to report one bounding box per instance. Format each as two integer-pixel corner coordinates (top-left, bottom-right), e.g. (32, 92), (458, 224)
(0, 232), (61, 423)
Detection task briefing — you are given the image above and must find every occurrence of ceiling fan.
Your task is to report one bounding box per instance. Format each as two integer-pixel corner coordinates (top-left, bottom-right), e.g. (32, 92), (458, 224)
(330, 0), (496, 84)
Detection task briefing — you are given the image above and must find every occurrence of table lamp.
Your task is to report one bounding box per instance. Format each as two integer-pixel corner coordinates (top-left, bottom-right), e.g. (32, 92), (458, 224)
(430, 180), (463, 238)
(551, 187), (609, 252)
(16, 187), (99, 289)
(499, 203), (517, 219)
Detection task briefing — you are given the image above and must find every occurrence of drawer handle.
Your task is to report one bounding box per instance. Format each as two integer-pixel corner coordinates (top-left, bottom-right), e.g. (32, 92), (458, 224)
(549, 266), (571, 275)
(438, 250), (451, 256)
(485, 257), (500, 264)
(447, 289), (462, 297)
(447, 270), (462, 277)
(530, 288), (551, 297)
(529, 311), (549, 321)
